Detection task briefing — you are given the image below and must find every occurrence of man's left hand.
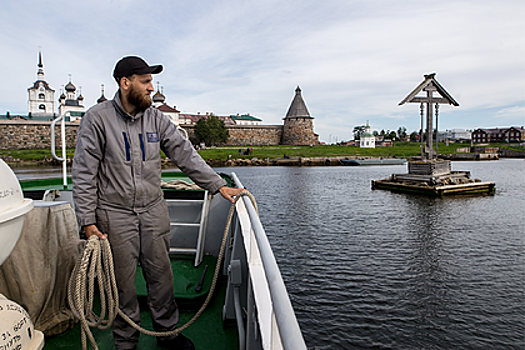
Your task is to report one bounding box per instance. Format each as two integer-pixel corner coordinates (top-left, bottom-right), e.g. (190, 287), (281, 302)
(219, 186), (248, 203)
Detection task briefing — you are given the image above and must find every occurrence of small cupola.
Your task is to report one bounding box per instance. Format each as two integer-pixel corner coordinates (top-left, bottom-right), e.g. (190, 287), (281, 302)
(152, 82), (166, 106)
(65, 81), (76, 92)
(97, 84), (107, 104)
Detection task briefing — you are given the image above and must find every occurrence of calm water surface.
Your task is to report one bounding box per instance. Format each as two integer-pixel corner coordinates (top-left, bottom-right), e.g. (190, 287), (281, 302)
(217, 159), (524, 350)
(14, 159), (525, 349)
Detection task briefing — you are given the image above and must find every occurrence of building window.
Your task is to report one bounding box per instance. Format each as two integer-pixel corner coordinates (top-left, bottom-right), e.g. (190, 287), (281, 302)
(39, 93), (45, 99)
(39, 104), (46, 111)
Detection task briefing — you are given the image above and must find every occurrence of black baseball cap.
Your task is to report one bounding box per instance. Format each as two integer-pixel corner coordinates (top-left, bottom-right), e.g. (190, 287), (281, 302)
(113, 56), (163, 82)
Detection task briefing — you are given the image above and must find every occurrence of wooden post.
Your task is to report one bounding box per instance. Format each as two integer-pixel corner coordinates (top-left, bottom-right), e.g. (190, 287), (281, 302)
(426, 89), (433, 160)
(435, 103), (439, 157)
(420, 103), (424, 159)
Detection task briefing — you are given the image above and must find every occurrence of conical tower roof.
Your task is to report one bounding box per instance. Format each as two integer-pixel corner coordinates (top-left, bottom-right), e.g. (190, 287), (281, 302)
(285, 86), (312, 119)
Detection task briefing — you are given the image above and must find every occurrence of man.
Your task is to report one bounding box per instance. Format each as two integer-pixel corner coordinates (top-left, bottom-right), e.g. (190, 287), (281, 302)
(72, 56), (245, 350)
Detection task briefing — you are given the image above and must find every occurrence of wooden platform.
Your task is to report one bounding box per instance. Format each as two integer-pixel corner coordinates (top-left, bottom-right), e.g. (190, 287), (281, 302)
(372, 178), (495, 196)
(372, 170), (495, 196)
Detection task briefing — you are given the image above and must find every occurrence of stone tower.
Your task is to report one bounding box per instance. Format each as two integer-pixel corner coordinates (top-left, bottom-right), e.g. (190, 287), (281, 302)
(282, 86), (318, 145)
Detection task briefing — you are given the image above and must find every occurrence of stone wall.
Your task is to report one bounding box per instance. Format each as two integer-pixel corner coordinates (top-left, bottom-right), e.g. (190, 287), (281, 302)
(225, 125), (283, 146)
(0, 121), (285, 150)
(0, 120), (79, 150)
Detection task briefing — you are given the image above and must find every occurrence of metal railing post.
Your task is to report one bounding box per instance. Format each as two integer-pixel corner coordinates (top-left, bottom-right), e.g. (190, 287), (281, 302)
(51, 115), (68, 188)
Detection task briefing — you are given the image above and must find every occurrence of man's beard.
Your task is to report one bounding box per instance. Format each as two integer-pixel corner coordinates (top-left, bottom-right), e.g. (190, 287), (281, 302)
(128, 84), (152, 112)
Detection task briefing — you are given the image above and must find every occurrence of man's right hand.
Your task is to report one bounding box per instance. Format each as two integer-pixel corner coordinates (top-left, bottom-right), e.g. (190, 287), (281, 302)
(83, 224), (107, 240)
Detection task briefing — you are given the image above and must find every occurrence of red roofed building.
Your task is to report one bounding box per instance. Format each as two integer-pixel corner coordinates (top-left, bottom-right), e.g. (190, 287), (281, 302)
(179, 113), (235, 126)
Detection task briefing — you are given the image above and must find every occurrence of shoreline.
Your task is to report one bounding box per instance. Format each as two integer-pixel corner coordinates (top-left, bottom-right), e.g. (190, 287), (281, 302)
(2, 153), (521, 169)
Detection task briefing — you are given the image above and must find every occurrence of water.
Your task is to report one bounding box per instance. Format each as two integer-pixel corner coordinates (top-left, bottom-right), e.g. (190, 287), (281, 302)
(13, 159), (525, 349)
(217, 160), (524, 350)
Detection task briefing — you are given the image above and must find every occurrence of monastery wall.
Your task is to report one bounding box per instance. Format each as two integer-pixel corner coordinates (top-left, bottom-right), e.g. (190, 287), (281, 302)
(224, 125), (283, 146)
(0, 120), (79, 150)
(0, 121), (288, 150)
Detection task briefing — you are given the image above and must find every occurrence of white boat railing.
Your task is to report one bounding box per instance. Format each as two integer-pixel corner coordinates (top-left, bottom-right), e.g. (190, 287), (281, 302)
(50, 115), (68, 188)
(231, 173), (307, 350)
(177, 125), (189, 140)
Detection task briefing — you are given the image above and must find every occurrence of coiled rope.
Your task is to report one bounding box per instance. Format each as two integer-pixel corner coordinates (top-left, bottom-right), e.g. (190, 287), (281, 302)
(68, 191), (256, 350)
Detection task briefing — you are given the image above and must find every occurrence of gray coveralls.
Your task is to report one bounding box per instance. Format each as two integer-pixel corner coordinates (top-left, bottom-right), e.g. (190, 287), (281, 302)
(96, 199), (176, 348)
(72, 92), (226, 349)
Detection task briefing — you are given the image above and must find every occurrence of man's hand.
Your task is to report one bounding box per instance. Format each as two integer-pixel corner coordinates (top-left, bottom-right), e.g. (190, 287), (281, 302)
(83, 224), (107, 240)
(219, 186), (248, 204)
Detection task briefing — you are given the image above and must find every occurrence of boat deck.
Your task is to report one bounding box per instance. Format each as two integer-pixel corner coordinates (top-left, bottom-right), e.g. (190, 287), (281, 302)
(43, 256), (238, 350)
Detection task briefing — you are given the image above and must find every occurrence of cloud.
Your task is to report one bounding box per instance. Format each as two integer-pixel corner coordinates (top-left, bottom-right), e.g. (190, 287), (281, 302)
(0, 0), (523, 142)
(495, 106), (525, 122)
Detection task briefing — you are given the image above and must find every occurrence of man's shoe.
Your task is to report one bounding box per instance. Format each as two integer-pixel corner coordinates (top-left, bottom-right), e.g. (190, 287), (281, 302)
(157, 334), (195, 350)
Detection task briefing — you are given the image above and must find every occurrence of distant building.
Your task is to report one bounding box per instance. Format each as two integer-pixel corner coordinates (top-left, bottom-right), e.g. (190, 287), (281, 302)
(179, 112), (235, 126)
(27, 51), (55, 117)
(58, 76), (85, 122)
(439, 129), (471, 142)
(360, 122), (375, 148)
(231, 114), (262, 125)
(151, 85), (180, 124)
(472, 127), (525, 143)
(375, 139), (393, 147)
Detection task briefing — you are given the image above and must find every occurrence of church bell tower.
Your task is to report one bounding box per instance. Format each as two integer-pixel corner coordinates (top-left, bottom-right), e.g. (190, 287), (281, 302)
(27, 50), (55, 116)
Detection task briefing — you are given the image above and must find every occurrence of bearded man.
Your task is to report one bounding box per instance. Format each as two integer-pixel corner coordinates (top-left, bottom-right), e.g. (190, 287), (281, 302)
(72, 56), (244, 350)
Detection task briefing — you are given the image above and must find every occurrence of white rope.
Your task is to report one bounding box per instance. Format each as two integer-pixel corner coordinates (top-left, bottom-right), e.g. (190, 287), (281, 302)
(68, 191), (257, 350)
(161, 180), (202, 190)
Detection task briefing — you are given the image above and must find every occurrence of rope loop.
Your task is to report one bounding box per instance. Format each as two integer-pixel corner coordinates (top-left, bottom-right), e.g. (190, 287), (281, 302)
(68, 191), (256, 350)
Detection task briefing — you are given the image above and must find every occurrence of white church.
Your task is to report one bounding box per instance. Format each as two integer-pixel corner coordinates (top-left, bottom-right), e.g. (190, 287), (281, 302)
(57, 76), (85, 121)
(27, 51), (85, 121)
(360, 121), (376, 148)
(27, 51), (55, 117)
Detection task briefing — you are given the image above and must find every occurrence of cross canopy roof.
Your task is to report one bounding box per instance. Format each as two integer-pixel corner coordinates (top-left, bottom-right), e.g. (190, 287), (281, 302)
(398, 73), (459, 107)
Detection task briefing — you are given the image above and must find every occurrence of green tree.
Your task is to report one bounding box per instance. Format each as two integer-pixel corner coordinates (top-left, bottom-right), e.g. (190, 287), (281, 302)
(194, 114), (229, 146)
(397, 126), (407, 140)
(353, 125), (365, 140)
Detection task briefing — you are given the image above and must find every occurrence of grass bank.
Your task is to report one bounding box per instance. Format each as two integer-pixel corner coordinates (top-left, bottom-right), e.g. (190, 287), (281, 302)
(0, 143), (522, 163)
(197, 143), (522, 161)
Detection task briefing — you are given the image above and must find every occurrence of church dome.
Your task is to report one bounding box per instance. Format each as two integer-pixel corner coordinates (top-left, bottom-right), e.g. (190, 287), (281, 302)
(77, 94), (84, 101)
(65, 81), (76, 92)
(153, 90), (165, 103)
(97, 84), (107, 104)
(59, 92), (66, 101)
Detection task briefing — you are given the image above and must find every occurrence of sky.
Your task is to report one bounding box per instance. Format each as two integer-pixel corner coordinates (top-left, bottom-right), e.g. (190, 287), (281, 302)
(1, 0), (524, 143)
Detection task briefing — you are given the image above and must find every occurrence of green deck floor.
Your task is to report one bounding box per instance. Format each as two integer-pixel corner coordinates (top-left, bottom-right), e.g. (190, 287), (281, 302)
(43, 256), (238, 350)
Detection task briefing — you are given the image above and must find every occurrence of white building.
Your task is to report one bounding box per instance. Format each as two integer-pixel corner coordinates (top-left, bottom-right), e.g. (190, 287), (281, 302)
(58, 77), (85, 121)
(152, 85), (180, 124)
(360, 122), (375, 148)
(439, 129), (471, 141)
(27, 51), (55, 116)
(231, 114), (262, 125)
